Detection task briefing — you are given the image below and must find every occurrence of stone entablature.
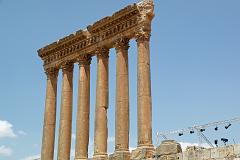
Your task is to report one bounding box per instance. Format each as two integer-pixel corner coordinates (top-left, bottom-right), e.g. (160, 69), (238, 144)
(38, 0), (154, 71)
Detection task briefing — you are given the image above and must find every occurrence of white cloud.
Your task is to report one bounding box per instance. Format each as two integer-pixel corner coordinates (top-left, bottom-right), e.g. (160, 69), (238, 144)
(0, 120), (17, 138)
(18, 130), (27, 136)
(107, 137), (115, 143)
(88, 138), (94, 158)
(33, 144), (39, 148)
(72, 134), (76, 140)
(70, 149), (75, 158)
(20, 154), (40, 160)
(0, 145), (13, 157)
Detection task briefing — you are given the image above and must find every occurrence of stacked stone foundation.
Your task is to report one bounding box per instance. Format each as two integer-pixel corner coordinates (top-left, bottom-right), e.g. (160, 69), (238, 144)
(153, 140), (240, 160)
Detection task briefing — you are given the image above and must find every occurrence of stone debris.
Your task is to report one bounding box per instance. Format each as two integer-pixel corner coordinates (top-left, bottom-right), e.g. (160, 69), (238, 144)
(152, 140), (240, 160)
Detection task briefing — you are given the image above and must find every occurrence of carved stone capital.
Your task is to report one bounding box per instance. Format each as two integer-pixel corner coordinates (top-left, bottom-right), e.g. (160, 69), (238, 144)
(96, 47), (109, 59)
(45, 67), (59, 80)
(135, 29), (151, 43)
(137, 0), (155, 23)
(61, 61), (74, 73)
(77, 54), (92, 66)
(114, 38), (130, 52)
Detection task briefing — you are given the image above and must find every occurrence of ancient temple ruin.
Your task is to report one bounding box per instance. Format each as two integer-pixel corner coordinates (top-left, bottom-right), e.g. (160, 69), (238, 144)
(38, 0), (155, 160)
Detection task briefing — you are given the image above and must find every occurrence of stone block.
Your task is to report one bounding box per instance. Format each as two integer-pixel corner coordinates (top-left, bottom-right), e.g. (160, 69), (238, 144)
(158, 155), (167, 160)
(113, 151), (130, 160)
(234, 145), (240, 156)
(225, 145), (234, 158)
(131, 147), (154, 160)
(182, 151), (188, 160)
(185, 146), (206, 160)
(218, 147), (226, 158)
(155, 140), (182, 156)
(176, 153), (183, 160)
(202, 148), (211, 160)
(186, 147), (197, 160)
(211, 147), (220, 159)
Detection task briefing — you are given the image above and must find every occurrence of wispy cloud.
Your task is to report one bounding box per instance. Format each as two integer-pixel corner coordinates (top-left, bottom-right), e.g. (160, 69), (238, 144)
(107, 137), (115, 143)
(70, 149), (75, 158)
(20, 154), (40, 160)
(0, 145), (13, 157)
(18, 130), (27, 136)
(72, 134), (76, 140)
(33, 144), (39, 148)
(0, 120), (17, 138)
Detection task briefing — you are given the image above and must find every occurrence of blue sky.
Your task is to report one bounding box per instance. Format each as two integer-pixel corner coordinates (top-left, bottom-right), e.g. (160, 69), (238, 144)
(0, 0), (240, 159)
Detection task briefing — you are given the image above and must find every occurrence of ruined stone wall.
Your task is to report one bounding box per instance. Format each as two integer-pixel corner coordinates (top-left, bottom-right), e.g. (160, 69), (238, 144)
(154, 140), (240, 160)
(180, 145), (240, 160)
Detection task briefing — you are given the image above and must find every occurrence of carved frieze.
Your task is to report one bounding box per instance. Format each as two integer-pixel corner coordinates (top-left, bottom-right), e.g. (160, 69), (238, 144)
(38, 0), (154, 70)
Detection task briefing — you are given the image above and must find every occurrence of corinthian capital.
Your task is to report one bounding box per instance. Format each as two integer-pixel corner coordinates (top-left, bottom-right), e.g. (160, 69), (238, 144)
(77, 54), (92, 66)
(61, 61), (74, 73)
(135, 28), (151, 43)
(45, 67), (59, 80)
(114, 38), (129, 52)
(95, 47), (109, 59)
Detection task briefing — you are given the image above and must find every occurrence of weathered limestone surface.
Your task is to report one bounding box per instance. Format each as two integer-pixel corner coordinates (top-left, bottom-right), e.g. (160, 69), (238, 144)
(154, 141), (240, 160)
(41, 69), (58, 160)
(57, 63), (74, 160)
(114, 38), (130, 159)
(37, 0), (155, 71)
(110, 151), (131, 160)
(131, 147), (155, 160)
(155, 140), (182, 156)
(39, 0), (155, 159)
(75, 55), (92, 160)
(136, 30), (154, 155)
(93, 48), (109, 160)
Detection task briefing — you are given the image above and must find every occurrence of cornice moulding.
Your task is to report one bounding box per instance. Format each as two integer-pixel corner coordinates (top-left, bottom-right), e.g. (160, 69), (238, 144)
(38, 0), (154, 70)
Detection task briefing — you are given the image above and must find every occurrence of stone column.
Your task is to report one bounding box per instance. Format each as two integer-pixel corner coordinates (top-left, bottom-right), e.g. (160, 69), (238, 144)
(114, 38), (130, 159)
(93, 47), (109, 160)
(41, 68), (59, 160)
(75, 55), (92, 160)
(57, 62), (74, 160)
(136, 30), (154, 152)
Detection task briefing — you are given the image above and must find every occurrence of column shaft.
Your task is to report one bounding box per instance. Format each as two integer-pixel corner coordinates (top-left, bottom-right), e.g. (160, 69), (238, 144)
(75, 56), (91, 160)
(93, 48), (109, 160)
(57, 63), (74, 160)
(115, 39), (130, 154)
(136, 33), (153, 148)
(41, 68), (58, 160)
